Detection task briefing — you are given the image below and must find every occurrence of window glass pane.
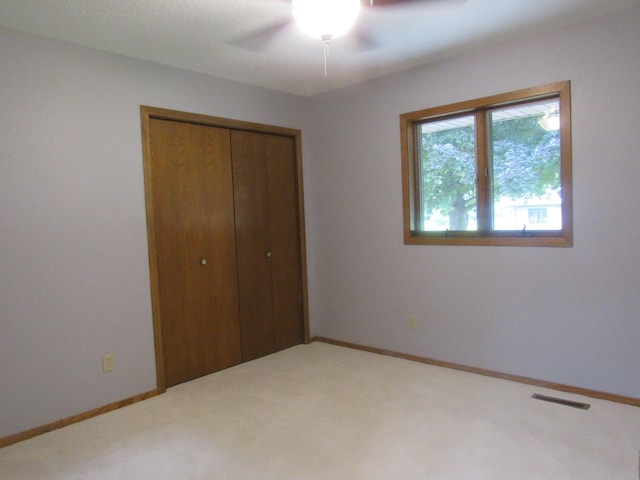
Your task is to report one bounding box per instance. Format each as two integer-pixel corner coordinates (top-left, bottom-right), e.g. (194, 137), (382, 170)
(418, 115), (477, 231)
(490, 100), (561, 231)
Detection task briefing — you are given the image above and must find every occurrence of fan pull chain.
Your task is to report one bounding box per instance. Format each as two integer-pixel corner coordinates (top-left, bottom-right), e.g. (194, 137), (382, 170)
(321, 34), (332, 77)
(323, 40), (329, 77)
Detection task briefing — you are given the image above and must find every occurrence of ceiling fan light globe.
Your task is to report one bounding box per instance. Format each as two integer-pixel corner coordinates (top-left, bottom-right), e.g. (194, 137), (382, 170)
(292, 0), (361, 40)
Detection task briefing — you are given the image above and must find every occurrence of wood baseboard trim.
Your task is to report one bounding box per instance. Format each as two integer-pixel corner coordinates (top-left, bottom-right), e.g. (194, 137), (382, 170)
(312, 337), (640, 408)
(0, 389), (159, 449)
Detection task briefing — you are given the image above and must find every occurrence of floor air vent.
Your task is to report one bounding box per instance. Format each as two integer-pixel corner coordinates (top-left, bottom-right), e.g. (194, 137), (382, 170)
(532, 393), (590, 410)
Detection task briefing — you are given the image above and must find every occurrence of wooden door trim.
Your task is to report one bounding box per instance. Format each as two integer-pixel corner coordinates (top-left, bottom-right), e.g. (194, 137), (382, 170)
(140, 105), (310, 393)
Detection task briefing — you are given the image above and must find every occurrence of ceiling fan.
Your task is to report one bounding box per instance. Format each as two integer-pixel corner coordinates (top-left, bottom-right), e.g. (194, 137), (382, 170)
(231, 0), (465, 76)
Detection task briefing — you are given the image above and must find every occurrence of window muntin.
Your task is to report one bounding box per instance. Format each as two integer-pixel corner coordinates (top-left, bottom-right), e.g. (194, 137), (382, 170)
(401, 81), (572, 247)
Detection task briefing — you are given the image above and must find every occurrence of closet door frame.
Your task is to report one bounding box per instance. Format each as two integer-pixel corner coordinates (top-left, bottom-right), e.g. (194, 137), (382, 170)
(140, 105), (310, 393)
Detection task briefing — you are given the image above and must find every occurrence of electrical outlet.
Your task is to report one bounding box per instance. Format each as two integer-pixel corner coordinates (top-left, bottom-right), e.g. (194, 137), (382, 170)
(408, 315), (417, 329)
(102, 353), (114, 372)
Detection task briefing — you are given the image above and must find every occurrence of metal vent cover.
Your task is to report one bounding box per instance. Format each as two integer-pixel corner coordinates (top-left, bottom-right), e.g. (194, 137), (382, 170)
(532, 393), (591, 410)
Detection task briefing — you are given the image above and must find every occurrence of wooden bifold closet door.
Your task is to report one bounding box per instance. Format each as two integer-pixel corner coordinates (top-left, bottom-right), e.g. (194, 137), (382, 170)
(142, 107), (308, 391)
(147, 119), (242, 387)
(231, 130), (304, 361)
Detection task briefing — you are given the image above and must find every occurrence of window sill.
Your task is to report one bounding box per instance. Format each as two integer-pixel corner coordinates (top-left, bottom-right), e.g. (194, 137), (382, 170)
(404, 231), (573, 247)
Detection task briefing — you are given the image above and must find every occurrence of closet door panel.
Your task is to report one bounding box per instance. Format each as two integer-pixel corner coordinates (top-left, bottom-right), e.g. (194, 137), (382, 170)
(149, 119), (241, 387)
(266, 135), (304, 350)
(231, 130), (276, 361)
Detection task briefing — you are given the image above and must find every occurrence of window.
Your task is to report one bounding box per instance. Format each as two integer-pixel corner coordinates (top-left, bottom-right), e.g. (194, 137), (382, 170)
(401, 81), (572, 246)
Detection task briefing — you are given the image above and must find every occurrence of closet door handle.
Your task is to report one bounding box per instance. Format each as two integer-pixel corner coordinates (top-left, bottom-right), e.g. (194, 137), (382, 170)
(265, 251), (272, 259)
(200, 258), (208, 266)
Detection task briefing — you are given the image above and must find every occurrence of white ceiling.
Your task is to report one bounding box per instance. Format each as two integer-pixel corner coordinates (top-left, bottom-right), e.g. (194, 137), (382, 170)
(0, 0), (637, 97)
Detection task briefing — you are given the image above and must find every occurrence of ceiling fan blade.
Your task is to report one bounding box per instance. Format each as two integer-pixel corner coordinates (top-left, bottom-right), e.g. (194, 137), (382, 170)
(349, 27), (379, 52)
(352, 0), (465, 51)
(364, 0), (421, 5)
(229, 19), (293, 52)
(365, 0), (465, 7)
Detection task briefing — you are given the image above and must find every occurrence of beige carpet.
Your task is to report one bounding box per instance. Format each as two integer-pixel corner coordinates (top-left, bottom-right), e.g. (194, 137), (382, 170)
(1, 342), (639, 479)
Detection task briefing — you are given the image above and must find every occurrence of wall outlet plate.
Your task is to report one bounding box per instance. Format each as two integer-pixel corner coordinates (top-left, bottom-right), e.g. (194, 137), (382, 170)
(102, 353), (114, 372)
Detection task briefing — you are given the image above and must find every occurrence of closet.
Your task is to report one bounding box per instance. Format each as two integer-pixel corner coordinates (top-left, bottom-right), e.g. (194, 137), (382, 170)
(141, 107), (308, 391)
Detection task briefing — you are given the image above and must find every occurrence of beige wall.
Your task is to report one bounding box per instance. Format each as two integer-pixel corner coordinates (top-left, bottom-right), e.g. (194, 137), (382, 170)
(0, 27), (309, 438)
(304, 7), (640, 398)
